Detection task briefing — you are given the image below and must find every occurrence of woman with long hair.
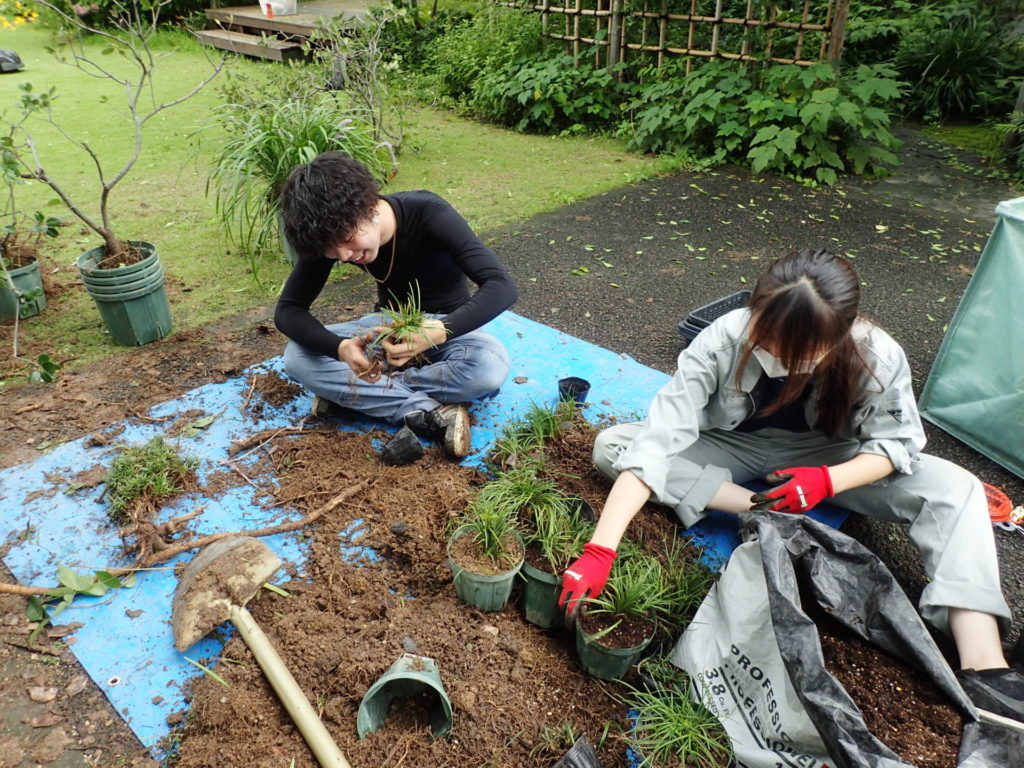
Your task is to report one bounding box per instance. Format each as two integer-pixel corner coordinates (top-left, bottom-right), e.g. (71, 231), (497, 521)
(560, 248), (1023, 720)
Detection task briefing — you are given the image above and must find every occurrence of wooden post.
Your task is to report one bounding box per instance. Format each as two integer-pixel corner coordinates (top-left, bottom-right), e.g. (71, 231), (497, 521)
(574, 0), (582, 61)
(710, 0), (723, 57)
(827, 0), (850, 66)
(657, 0), (667, 69)
(608, 0), (621, 69)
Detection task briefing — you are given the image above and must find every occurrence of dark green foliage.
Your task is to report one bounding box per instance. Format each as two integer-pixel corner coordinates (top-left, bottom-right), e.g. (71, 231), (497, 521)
(895, 10), (1024, 120)
(622, 59), (904, 184)
(381, 2), (473, 73)
(421, 5), (543, 107)
(473, 53), (625, 134)
(845, 0), (1024, 121)
(996, 111), (1024, 183)
(37, 0), (207, 29)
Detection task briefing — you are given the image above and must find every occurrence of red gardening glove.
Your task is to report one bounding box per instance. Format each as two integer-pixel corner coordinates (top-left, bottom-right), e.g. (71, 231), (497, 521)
(559, 543), (617, 615)
(751, 466), (834, 514)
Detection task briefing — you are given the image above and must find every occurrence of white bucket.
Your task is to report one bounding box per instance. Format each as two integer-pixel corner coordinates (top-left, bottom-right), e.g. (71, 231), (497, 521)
(261, 0), (297, 17)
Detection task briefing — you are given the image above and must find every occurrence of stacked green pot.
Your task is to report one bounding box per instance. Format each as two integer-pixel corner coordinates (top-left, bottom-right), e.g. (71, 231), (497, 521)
(447, 530), (523, 612)
(575, 617), (653, 680)
(520, 561), (561, 629)
(77, 241), (171, 346)
(0, 259), (46, 322)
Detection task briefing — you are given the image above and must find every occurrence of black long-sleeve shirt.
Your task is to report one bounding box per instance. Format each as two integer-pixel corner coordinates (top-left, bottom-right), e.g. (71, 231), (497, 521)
(274, 190), (517, 358)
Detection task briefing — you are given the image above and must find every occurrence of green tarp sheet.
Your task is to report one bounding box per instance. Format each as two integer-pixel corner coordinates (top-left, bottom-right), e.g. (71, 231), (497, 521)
(919, 196), (1024, 480)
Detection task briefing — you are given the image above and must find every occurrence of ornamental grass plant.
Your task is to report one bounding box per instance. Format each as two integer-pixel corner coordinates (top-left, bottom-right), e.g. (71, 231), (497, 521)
(451, 495), (523, 571)
(585, 554), (672, 638)
(624, 682), (733, 768)
(104, 436), (198, 524)
(208, 67), (393, 277)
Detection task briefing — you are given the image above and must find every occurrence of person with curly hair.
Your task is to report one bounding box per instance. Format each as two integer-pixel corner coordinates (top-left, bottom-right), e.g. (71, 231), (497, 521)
(275, 152), (517, 459)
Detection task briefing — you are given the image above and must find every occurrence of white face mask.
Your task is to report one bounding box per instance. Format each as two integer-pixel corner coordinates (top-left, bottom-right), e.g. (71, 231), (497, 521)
(751, 346), (820, 378)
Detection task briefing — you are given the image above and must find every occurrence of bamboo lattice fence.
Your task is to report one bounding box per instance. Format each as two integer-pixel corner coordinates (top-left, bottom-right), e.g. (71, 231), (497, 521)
(497, 0), (850, 71)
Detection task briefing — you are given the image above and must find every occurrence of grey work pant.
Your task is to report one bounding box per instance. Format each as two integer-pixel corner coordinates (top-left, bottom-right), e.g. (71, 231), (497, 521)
(593, 423), (1010, 636)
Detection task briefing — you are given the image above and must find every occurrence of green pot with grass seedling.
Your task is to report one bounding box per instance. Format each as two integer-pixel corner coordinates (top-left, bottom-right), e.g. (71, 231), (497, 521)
(575, 555), (667, 680)
(518, 489), (593, 629)
(447, 498), (524, 612)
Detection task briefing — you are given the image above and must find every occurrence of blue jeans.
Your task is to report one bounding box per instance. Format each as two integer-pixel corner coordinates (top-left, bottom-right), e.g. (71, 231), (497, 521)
(283, 313), (511, 423)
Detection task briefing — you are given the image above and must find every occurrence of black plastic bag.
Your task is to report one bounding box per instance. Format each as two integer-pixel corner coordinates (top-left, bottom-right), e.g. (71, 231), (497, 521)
(673, 512), (1023, 767)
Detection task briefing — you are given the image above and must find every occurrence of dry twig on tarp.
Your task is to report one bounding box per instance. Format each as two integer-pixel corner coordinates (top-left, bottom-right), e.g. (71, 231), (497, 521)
(0, 478), (373, 596)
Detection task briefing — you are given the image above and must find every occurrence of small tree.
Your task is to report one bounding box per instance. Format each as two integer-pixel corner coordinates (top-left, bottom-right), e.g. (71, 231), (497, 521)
(5, 0), (224, 263)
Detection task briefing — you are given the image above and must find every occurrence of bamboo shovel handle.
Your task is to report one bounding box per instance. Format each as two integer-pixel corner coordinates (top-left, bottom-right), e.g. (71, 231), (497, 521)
(229, 603), (353, 768)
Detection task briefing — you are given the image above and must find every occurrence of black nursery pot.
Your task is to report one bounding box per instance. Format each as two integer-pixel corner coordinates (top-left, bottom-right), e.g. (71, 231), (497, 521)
(558, 376), (591, 405)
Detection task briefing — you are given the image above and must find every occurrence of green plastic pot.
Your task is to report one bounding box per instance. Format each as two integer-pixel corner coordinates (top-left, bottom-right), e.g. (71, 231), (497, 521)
(574, 613), (653, 681)
(357, 653), (453, 738)
(77, 241), (171, 346)
(520, 560), (561, 629)
(447, 530), (523, 612)
(0, 258), (46, 322)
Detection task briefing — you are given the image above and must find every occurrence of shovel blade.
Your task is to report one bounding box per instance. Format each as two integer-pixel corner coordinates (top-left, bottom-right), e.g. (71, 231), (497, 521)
(172, 537), (282, 652)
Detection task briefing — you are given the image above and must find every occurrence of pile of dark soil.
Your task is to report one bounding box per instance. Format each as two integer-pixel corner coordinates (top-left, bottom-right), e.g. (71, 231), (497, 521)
(819, 626), (963, 768)
(172, 424), (650, 767)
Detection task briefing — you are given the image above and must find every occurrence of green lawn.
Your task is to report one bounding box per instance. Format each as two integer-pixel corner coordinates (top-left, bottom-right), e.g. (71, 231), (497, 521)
(0, 24), (663, 380)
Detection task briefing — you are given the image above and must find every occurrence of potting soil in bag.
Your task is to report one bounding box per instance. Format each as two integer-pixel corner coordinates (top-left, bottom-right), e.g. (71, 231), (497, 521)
(671, 512), (1023, 768)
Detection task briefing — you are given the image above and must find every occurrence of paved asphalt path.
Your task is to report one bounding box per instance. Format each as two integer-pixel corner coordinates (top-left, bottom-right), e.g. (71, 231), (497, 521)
(483, 128), (1024, 657)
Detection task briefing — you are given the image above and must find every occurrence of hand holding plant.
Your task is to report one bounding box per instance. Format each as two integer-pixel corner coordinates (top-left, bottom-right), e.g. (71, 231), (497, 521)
(337, 333), (381, 383)
(374, 317), (446, 367)
(559, 542), (617, 615)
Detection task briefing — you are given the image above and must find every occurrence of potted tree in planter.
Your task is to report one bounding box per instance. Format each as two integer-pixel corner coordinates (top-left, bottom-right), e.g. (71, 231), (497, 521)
(4, 0), (223, 346)
(0, 136), (60, 325)
(575, 554), (669, 680)
(447, 497), (524, 612)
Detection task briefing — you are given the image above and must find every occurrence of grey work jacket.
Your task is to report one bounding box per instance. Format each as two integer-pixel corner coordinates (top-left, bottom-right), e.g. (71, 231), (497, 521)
(614, 309), (926, 500)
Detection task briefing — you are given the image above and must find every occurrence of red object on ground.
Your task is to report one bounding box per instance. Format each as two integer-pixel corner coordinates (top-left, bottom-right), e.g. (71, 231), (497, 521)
(984, 482), (1013, 522)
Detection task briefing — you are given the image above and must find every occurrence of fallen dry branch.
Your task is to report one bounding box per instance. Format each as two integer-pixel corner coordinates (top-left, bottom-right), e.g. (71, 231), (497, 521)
(226, 426), (331, 457)
(0, 478), (373, 597)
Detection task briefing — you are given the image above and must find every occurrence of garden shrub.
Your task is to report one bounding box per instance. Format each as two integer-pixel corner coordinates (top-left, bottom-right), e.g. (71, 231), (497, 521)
(995, 111), (1024, 184)
(34, 0), (207, 28)
(622, 59), (904, 184)
(422, 5), (543, 107)
(843, 0), (1024, 121)
(380, 1), (473, 75)
(472, 52), (625, 134)
(894, 8), (1024, 121)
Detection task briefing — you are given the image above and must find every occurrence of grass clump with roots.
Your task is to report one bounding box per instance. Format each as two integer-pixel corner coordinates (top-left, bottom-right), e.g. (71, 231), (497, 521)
(104, 436), (199, 524)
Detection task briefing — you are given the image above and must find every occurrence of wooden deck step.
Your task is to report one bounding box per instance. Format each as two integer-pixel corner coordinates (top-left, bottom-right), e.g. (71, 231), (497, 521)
(194, 28), (306, 62)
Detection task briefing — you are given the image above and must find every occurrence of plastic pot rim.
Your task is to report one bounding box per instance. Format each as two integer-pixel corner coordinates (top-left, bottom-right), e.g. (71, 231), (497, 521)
(77, 241), (158, 277)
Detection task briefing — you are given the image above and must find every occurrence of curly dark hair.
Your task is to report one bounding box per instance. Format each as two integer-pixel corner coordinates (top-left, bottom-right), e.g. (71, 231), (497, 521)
(280, 152), (380, 261)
